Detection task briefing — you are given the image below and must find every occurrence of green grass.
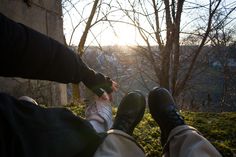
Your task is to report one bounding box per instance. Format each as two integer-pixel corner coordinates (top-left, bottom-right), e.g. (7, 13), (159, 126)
(182, 112), (236, 157)
(66, 104), (236, 157)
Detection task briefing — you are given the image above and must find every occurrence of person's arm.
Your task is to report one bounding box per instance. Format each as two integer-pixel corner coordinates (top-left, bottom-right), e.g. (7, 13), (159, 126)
(0, 13), (112, 96)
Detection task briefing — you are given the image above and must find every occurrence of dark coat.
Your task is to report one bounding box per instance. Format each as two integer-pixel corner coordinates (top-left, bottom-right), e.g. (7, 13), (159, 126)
(0, 13), (109, 157)
(0, 13), (112, 97)
(0, 93), (103, 157)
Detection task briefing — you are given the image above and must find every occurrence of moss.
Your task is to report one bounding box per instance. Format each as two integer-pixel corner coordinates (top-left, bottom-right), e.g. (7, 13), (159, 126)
(65, 102), (86, 118)
(67, 104), (236, 157)
(182, 112), (236, 157)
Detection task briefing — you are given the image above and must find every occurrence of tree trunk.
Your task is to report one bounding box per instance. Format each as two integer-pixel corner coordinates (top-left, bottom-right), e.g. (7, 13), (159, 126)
(160, 46), (171, 90)
(78, 0), (99, 56)
(72, 0), (100, 102)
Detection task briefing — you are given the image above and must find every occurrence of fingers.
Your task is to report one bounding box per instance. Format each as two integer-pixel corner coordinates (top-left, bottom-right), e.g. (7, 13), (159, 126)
(108, 81), (118, 101)
(98, 80), (118, 102)
(100, 92), (110, 101)
(100, 92), (113, 102)
(108, 94), (113, 101)
(111, 81), (119, 92)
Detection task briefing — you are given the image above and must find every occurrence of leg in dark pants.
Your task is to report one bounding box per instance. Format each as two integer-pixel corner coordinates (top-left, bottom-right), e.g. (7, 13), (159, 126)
(0, 93), (103, 157)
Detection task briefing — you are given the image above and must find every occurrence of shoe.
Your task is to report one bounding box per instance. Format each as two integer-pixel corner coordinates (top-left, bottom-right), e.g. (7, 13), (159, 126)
(148, 87), (185, 146)
(18, 96), (38, 105)
(112, 91), (146, 135)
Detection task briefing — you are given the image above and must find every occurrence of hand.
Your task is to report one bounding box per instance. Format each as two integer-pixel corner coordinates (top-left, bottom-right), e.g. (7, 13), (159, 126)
(83, 71), (118, 98)
(100, 81), (119, 101)
(111, 80), (119, 92)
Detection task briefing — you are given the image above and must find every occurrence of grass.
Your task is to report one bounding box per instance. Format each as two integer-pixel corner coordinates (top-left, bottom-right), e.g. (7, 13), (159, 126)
(182, 112), (236, 157)
(66, 103), (236, 157)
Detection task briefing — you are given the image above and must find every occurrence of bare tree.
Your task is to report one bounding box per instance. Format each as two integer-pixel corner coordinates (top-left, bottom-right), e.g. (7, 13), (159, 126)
(61, 0), (236, 103)
(113, 0), (236, 98)
(62, 0), (119, 101)
(209, 20), (236, 110)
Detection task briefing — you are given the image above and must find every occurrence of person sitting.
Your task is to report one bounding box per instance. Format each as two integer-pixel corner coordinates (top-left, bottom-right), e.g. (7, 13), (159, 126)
(0, 12), (221, 157)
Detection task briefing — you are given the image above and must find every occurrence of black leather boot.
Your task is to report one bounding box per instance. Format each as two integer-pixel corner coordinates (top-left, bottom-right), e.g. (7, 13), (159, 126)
(148, 87), (185, 146)
(112, 91), (146, 135)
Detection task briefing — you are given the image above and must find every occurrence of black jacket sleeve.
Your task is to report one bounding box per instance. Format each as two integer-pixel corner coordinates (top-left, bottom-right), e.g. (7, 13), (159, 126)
(0, 13), (112, 96)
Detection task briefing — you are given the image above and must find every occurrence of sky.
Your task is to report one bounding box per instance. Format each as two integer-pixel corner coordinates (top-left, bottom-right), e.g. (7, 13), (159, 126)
(62, 0), (145, 46)
(62, 0), (236, 47)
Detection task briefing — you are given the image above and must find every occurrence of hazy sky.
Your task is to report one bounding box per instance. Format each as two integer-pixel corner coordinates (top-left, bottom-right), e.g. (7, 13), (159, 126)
(62, 0), (236, 46)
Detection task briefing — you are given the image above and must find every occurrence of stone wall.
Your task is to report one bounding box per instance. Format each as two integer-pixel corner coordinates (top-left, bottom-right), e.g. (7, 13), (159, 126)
(0, 0), (67, 105)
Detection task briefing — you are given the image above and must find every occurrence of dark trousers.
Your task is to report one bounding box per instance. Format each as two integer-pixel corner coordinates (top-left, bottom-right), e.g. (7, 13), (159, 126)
(0, 93), (103, 157)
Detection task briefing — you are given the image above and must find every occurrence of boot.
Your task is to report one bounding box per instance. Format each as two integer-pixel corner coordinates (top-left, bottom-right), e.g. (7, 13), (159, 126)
(148, 87), (185, 146)
(112, 91), (146, 135)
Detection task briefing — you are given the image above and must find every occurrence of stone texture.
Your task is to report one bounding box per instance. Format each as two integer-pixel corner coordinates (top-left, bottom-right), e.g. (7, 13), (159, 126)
(0, 0), (47, 34)
(0, 0), (68, 106)
(46, 12), (64, 43)
(32, 0), (62, 15)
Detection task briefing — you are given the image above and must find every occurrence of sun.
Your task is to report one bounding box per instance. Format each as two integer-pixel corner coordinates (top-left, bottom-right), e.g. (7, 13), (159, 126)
(97, 23), (138, 46)
(114, 24), (137, 46)
(63, 14), (144, 46)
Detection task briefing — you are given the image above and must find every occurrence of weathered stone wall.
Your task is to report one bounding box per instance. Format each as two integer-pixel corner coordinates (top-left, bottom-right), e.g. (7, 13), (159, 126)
(0, 0), (67, 106)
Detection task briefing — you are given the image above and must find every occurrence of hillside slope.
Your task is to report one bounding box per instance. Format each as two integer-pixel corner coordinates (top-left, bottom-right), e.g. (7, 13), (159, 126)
(67, 104), (236, 157)
(134, 111), (236, 157)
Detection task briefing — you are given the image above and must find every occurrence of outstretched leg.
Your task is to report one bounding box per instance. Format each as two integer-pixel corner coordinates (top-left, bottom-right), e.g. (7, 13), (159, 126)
(148, 87), (222, 157)
(94, 91), (146, 157)
(85, 93), (113, 133)
(0, 93), (102, 157)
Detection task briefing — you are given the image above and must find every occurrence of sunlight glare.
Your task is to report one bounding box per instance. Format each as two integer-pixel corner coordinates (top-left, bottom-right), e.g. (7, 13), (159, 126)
(114, 24), (136, 46)
(93, 23), (139, 46)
